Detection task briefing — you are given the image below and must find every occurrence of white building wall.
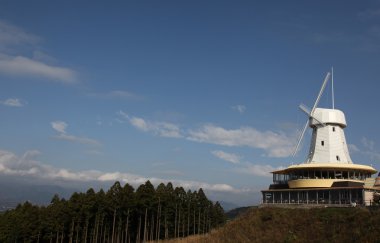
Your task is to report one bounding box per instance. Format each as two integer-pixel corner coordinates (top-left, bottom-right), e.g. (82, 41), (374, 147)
(306, 108), (353, 164)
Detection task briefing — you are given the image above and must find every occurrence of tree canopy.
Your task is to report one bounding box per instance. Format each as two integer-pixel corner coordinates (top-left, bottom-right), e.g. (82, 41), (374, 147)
(0, 181), (225, 243)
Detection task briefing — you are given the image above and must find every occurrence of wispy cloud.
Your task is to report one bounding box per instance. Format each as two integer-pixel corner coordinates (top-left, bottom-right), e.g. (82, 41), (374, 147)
(358, 9), (380, 20)
(0, 98), (24, 107)
(361, 137), (375, 151)
(152, 170), (185, 177)
(211, 150), (241, 164)
(236, 163), (284, 177)
(349, 137), (380, 162)
(0, 20), (78, 84)
(0, 20), (40, 48)
(88, 90), (143, 100)
(118, 111), (183, 138)
(51, 121), (101, 146)
(0, 54), (77, 84)
(231, 105), (246, 114)
(121, 111), (295, 158)
(0, 149), (238, 193)
(348, 144), (360, 153)
(188, 125), (295, 158)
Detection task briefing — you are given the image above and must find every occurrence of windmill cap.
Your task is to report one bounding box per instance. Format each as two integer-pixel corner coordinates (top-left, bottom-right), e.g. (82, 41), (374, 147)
(310, 108), (347, 127)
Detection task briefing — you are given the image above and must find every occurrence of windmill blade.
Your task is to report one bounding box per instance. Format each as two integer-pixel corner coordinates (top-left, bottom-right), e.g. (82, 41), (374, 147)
(292, 120), (309, 157)
(299, 104), (326, 127)
(299, 103), (311, 116)
(310, 72), (331, 114)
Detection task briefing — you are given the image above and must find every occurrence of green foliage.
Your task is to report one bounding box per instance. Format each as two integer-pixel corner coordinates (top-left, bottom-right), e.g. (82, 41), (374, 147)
(0, 181), (225, 243)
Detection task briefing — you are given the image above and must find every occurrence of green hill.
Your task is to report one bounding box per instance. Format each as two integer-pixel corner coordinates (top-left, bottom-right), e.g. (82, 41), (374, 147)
(176, 206), (380, 243)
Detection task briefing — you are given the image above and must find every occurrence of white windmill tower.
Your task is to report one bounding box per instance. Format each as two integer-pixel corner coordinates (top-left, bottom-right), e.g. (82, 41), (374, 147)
(293, 70), (353, 164)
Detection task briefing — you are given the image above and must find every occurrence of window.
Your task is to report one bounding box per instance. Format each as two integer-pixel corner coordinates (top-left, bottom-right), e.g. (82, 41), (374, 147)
(333, 127), (335, 132)
(321, 141), (324, 146)
(336, 155), (340, 161)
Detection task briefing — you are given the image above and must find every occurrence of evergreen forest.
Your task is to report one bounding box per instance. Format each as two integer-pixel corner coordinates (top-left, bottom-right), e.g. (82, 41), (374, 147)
(0, 180), (226, 243)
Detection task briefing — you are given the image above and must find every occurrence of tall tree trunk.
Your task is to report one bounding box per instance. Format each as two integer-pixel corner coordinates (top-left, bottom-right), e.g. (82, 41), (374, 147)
(174, 204), (177, 238)
(75, 222), (79, 243)
(151, 213), (155, 241)
(193, 209), (196, 235)
(164, 214), (168, 239)
(137, 215), (142, 243)
(143, 208), (148, 242)
(111, 209), (116, 243)
(203, 210), (206, 234)
(187, 203), (190, 237)
(156, 203), (161, 240)
(125, 209), (129, 243)
(198, 209), (201, 235)
(84, 221), (88, 243)
(69, 220), (74, 243)
(102, 226), (107, 243)
(178, 207), (181, 238)
(99, 220), (104, 243)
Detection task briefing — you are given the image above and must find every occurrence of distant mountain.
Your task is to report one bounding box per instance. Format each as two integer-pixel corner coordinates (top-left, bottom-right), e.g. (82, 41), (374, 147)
(219, 201), (239, 212)
(225, 206), (253, 220)
(0, 175), (76, 211)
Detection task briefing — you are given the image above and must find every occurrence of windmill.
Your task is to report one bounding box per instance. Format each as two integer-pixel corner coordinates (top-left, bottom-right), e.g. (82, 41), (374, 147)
(292, 72), (331, 157)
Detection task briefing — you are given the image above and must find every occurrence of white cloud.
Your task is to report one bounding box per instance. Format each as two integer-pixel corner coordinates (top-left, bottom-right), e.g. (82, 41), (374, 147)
(211, 150), (241, 164)
(232, 105), (246, 114)
(349, 138), (380, 162)
(353, 137), (380, 162)
(361, 137), (375, 151)
(51, 121), (100, 146)
(0, 21), (77, 84)
(51, 121), (67, 134)
(88, 90), (143, 100)
(236, 163), (284, 177)
(0, 54), (77, 84)
(0, 149), (238, 193)
(0, 20), (40, 47)
(0, 98), (24, 107)
(188, 125), (295, 158)
(121, 111), (295, 158)
(348, 144), (360, 153)
(118, 111), (183, 138)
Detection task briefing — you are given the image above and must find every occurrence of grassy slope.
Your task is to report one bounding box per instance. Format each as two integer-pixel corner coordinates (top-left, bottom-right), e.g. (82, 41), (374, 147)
(163, 207), (380, 243)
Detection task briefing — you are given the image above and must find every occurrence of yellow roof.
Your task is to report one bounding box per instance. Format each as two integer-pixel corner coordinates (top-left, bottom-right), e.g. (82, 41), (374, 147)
(272, 163), (377, 174)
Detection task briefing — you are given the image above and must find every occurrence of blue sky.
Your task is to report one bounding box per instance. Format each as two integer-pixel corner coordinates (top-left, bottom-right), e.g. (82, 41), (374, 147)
(1, 1), (380, 206)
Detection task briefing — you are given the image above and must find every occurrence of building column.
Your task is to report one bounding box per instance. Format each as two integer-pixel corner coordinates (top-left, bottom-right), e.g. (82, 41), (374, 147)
(329, 190), (331, 204)
(339, 190), (341, 205)
(317, 191), (319, 204)
(349, 190), (352, 203)
(306, 191), (309, 204)
(297, 191), (299, 204)
(281, 192), (283, 204)
(289, 191), (290, 204)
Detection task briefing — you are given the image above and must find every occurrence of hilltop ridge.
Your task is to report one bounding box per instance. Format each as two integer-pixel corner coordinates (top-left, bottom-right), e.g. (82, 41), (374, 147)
(170, 207), (380, 242)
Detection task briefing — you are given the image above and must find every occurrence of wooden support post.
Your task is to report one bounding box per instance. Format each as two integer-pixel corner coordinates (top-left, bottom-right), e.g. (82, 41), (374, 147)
(317, 191), (319, 204)
(339, 190), (341, 205)
(329, 190), (331, 204)
(297, 191), (299, 204)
